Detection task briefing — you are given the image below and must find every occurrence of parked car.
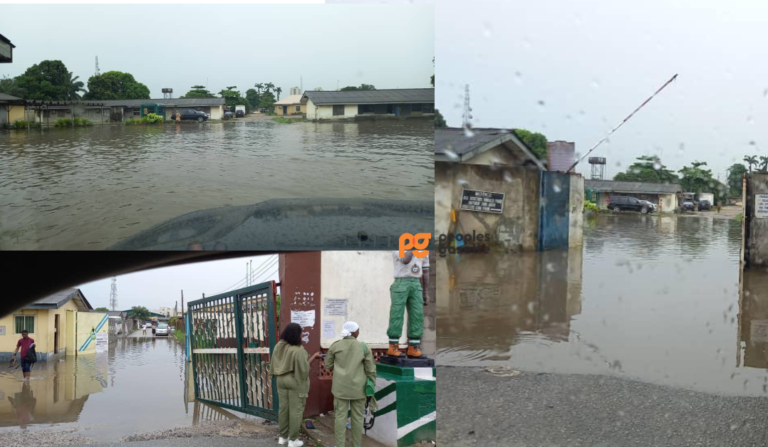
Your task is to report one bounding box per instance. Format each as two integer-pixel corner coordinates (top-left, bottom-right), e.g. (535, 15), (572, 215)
(171, 109), (209, 122)
(607, 196), (654, 214)
(639, 200), (657, 212)
(235, 109), (245, 118)
(224, 111), (234, 119)
(699, 199), (712, 211)
(155, 322), (169, 337)
(682, 201), (695, 212)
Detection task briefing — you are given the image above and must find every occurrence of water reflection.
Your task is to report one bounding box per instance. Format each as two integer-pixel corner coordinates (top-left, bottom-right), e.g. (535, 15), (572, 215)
(437, 214), (768, 395)
(0, 120), (433, 249)
(738, 268), (768, 370)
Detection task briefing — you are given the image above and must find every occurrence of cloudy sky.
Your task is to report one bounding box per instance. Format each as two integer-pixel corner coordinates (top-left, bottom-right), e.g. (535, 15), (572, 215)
(437, 0), (768, 180)
(1, 4), (433, 98)
(79, 255), (279, 312)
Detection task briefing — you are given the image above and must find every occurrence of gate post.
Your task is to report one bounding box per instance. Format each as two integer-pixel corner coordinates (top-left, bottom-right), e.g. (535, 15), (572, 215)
(233, 294), (248, 409)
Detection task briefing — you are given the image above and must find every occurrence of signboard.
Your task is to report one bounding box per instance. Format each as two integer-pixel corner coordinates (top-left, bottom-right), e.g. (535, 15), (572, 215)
(460, 189), (505, 214)
(756, 194), (768, 218)
(95, 332), (108, 353)
(324, 298), (347, 317)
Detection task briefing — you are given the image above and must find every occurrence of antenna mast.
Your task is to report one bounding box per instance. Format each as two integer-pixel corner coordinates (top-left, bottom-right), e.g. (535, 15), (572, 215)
(462, 84), (473, 129)
(109, 277), (118, 311)
(95, 56), (100, 76)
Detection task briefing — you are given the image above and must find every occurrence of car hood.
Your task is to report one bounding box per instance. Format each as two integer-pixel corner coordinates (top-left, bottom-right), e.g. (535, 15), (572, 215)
(108, 198), (433, 251)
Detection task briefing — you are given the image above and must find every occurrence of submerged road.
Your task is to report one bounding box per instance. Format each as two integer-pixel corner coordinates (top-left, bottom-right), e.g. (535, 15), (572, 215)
(438, 367), (768, 447)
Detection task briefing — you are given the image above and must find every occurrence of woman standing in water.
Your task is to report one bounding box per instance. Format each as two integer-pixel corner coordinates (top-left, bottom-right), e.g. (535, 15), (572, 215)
(269, 323), (322, 447)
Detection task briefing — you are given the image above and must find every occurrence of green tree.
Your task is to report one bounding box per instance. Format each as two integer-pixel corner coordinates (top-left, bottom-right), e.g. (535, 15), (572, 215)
(435, 109), (446, 128)
(512, 129), (548, 160)
(613, 155), (679, 183)
(727, 163), (747, 198)
(760, 156), (768, 172)
(264, 82), (275, 94)
(276, 86), (282, 101)
(128, 306), (151, 321)
(65, 72), (86, 100)
(0, 75), (25, 98)
(679, 161), (725, 204)
(744, 155), (758, 172)
(259, 91), (276, 110)
(180, 85), (216, 99)
(255, 83), (264, 94)
(219, 85), (249, 112)
(246, 88), (260, 109)
(15, 60), (71, 101)
(95, 307), (109, 311)
(340, 84), (376, 91)
(84, 71), (150, 100)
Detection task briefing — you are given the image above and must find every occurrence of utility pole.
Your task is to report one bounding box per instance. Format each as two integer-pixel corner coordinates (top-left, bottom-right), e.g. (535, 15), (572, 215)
(180, 290), (184, 319)
(109, 277), (118, 311)
(462, 84), (473, 130)
(95, 56), (100, 76)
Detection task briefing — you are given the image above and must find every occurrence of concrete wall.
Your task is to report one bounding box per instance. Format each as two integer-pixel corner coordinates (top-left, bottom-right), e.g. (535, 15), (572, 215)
(320, 251), (404, 350)
(435, 150), (541, 251)
(73, 312), (109, 355)
(0, 300), (79, 361)
(745, 173), (768, 268)
(568, 174), (584, 247)
(659, 193), (677, 212)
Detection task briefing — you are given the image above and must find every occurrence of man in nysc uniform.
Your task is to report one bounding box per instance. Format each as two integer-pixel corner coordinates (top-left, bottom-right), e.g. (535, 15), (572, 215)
(387, 250), (430, 358)
(325, 321), (376, 447)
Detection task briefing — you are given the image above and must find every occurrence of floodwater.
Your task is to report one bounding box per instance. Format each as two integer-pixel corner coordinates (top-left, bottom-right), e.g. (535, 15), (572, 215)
(437, 214), (768, 396)
(0, 120), (433, 249)
(0, 337), (226, 441)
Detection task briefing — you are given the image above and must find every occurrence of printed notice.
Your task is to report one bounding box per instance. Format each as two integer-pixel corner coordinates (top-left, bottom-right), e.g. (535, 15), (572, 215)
(756, 194), (768, 218)
(325, 298), (347, 317)
(460, 189), (505, 214)
(752, 320), (768, 343)
(291, 310), (316, 328)
(95, 332), (108, 353)
(323, 321), (335, 339)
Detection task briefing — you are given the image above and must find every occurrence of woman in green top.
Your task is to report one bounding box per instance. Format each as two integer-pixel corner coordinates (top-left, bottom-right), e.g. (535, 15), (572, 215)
(270, 323), (322, 447)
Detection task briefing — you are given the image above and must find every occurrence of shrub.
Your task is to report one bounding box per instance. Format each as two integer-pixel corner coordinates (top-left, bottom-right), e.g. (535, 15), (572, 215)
(54, 117), (92, 127)
(142, 113), (164, 124)
(735, 213), (743, 222)
(125, 118), (141, 125)
(11, 120), (40, 130)
(271, 117), (293, 124)
(584, 200), (600, 213)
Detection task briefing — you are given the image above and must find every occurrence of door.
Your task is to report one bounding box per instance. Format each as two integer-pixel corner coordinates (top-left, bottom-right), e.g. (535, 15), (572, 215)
(54, 314), (60, 354)
(282, 106), (287, 114)
(538, 171), (571, 250)
(189, 281), (279, 421)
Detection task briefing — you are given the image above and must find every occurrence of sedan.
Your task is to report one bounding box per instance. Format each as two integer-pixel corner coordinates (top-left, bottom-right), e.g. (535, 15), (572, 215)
(155, 323), (169, 337)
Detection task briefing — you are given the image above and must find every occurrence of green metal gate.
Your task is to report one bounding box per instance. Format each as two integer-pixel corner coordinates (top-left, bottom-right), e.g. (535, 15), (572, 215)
(188, 281), (279, 420)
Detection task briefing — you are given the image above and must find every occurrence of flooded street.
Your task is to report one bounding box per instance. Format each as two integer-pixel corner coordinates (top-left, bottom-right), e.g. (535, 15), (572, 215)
(437, 214), (768, 396)
(0, 120), (433, 250)
(0, 337), (201, 442)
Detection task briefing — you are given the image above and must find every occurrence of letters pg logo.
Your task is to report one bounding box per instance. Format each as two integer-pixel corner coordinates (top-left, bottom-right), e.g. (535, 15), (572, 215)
(399, 233), (431, 258)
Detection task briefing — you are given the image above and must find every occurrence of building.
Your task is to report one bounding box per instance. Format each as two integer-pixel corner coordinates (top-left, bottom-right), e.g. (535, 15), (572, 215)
(0, 289), (95, 362)
(273, 94), (305, 116)
(301, 88), (434, 121)
(0, 93), (25, 126)
(155, 306), (180, 318)
(585, 179), (681, 212)
(436, 127), (584, 251)
(289, 87), (301, 96)
(0, 33), (14, 63)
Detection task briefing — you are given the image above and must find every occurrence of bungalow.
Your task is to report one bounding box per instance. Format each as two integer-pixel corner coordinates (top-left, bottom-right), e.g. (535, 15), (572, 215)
(0, 288), (106, 362)
(585, 179), (681, 212)
(0, 93), (25, 126)
(274, 94), (305, 116)
(301, 88), (434, 121)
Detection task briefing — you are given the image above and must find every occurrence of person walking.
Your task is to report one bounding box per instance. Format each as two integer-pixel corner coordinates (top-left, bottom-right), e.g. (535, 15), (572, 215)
(12, 330), (35, 380)
(142, 324), (147, 335)
(269, 323), (322, 447)
(387, 250), (430, 358)
(325, 322), (376, 447)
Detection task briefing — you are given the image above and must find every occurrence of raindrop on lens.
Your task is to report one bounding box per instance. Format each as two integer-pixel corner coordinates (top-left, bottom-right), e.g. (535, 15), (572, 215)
(463, 127), (475, 138)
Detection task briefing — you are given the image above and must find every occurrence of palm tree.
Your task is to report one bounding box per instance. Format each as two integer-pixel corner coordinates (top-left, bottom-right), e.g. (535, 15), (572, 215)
(760, 156), (768, 172)
(264, 82), (275, 94)
(255, 83), (264, 94)
(65, 72), (86, 100)
(0, 75), (26, 98)
(744, 155), (758, 172)
(276, 87), (282, 100)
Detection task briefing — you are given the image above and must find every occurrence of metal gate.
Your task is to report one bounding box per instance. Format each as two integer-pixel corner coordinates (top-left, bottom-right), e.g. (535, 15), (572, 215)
(538, 171), (571, 250)
(188, 281), (279, 420)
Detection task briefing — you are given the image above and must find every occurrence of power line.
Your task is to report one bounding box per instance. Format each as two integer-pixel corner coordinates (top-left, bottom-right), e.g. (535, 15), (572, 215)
(213, 255), (278, 295)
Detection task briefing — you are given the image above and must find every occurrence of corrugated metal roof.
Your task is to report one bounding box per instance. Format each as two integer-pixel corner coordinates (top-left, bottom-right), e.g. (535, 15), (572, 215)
(274, 94), (303, 105)
(585, 179), (681, 194)
(92, 98), (225, 107)
(303, 89), (434, 105)
(547, 141), (576, 172)
(0, 93), (22, 101)
(435, 127), (546, 170)
(25, 288), (93, 311)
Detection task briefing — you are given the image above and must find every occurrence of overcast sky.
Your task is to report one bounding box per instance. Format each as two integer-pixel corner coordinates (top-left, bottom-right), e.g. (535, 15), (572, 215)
(1, 4), (433, 98)
(79, 255), (279, 312)
(437, 0), (768, 180)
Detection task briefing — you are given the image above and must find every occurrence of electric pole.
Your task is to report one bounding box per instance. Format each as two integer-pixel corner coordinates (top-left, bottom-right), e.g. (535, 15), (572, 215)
(109, 277), (118, 311)
(95, 56), (100, 76)
(462, 84), (473, 129)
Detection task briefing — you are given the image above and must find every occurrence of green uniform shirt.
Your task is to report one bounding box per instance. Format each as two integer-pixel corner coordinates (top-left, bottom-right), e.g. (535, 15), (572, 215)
(324, 336), (377, 400)
(269, 340), (311, 397)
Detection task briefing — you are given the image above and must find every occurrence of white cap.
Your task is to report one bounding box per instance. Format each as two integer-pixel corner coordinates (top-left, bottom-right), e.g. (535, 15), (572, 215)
(341, 321), (359, 337)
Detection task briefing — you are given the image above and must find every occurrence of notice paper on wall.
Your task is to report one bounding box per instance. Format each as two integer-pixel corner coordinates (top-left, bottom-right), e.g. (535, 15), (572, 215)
(325, 298), (347, 317)
(323, 321), (335, 339)
(756, 194), (768, 218)
(95, 332), (108, 353)
(291, 310), (316, 328)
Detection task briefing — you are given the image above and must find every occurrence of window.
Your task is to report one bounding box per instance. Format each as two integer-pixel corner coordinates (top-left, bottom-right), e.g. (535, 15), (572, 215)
(51, 110), (57, 115)
(358, 104), (375, 115)
(333, 105), (345, 116)
(411, 103), (422, 112)
(423, 103), (434, 113)
(14, 315), (34, 334)
(133, 108), (140, 116)
(296, 106), (301, 112)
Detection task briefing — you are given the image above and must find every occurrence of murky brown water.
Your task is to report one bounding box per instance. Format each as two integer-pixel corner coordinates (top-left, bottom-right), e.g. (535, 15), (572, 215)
(0, 120), (433, 250)
(437, 214), (768, 396)
(0, 337), (203, 441)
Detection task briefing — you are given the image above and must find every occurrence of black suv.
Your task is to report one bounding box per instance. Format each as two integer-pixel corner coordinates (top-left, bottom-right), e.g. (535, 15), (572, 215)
(171, 109), (209, 122)
(607, 196), (654, 214)
(699, 199), (712, 211)
(235, 110), (245, 118)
